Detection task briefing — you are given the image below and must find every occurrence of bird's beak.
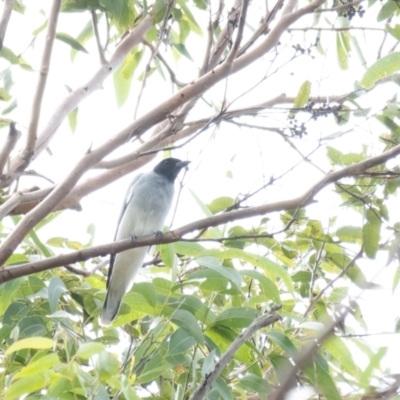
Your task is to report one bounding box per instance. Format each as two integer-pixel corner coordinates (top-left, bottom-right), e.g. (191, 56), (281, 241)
(178, 160), (191, 168)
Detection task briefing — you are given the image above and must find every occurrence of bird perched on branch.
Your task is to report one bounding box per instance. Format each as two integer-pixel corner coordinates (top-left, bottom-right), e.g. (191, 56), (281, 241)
(100, 158), (190, 326)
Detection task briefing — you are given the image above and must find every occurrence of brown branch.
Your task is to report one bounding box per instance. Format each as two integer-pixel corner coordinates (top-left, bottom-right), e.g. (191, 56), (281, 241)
(189, 306), (282, 400)
(225, 0), (249, 64)
(207, 0), (242, 71)
(0, 0), (13, 52)
(91, 10), (107, 64)
(0, 192), (23, 220)
(199, 0), (224, 74)
(0, 122), (21, 176)
(24, 0), (61, 165)
(1, 142), (400, 282)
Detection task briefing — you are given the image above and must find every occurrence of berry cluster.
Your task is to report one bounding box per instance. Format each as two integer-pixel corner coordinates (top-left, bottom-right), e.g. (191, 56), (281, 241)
(288, 118), (308, 138)
(305, 101), (343, 121)
(292, 38), (320, 57)
(342, 3), (365, 20)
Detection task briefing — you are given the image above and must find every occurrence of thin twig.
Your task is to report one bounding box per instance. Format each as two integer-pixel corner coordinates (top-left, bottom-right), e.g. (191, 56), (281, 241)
(0, 122), (21, 176)
(91, 10), (107, 64)
(0, 0), (13, 52)
(302, 248), (363, 317)
(207, 0), (242, 70)
(225, 0), (249, 64)
(189, 306), (282, 400)
(134, 1), (175, 119)
(24, 0), (61, 164)
(143, 40), (187, 87)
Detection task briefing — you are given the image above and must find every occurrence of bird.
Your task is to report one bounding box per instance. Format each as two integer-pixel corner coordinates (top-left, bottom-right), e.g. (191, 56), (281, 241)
(100, 157), (190, 326)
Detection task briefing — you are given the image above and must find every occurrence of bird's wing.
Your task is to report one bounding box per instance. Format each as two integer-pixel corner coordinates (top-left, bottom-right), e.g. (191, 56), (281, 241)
(107, 173), (143, 289)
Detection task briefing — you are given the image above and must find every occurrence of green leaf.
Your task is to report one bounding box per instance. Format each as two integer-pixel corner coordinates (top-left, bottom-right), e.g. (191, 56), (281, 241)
(207, 325), (253, 363)
(28, 229), (52, 257)
(113, 48), (143, 107)
(386, 23), (400, 41)
(267, 331), (298, 358)
(76, 342), (105, 359)
(359, 52), (400, 89)
(167, 328), (196, 355)
(239, 270), (281, 302)
(171, 309), (204, 345)
(159, 243), (176, 269)
(71, 19), (94, 61)
(336, 32), (349, 70)
(305, 357), (341, 400)
(377, 0), (400, 21)
(214, 307), (259, 329)
(362, 208), (381, 259)
(1, 47), (19, 64)
(5, 374), (46, 400)
(291, 271), (311, 283)
(56, 33), (88, 53)
(95, 351), (120, 381)
(237, 374), (270, 395)
(0, 87), (11, 101)
(0, 278), (24, 316)
(18, 316), (47, 337)
(48, 277), (68, 313)
(323, 336), (360, 378)
(171, 42), (193, 61)
(6, 337), (54, 355)
(293, 80), (311, 109)
(213, 377), (233, 400)
(360, 347), (387, 387)
(14, 353), (60, 379)
(176, 0), (202, 34)
(151, 0), (167, 23)
(174, 241), (204, 257)
(166, 295), (216, 324)
(326, 146), (343, 165)
(336, 226), (362, 243)
(131, 282), (157, 308)
(207, 196), (235, 214)
(68, 107), (78, 133)
(196, 256), (242, 289)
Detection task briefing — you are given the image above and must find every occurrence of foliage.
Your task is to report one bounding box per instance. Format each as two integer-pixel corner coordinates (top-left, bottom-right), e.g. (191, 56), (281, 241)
(0, 0), (400, 399)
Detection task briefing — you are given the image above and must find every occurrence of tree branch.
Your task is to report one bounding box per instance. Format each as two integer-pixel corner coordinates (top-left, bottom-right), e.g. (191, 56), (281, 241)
(189, 306), (282, 400)
(24, 0), (61, 165)
(91, 10), (107, 64)
(1, 142), (400, 281)
(207, 0), (242, 70)
(0, 0), (13, 52)
(0, 122), (21, 176)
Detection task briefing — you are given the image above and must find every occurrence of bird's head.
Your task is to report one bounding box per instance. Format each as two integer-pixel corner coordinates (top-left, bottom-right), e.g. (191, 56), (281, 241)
(153, 158), (190, 182)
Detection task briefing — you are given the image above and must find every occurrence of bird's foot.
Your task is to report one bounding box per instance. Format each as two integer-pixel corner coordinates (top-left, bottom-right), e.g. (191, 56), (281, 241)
(130, 235), (138, 242)
(154, 230), (163, 239)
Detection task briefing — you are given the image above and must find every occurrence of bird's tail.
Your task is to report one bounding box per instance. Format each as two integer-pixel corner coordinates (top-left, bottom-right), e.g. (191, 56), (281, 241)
(100, 288), (122, 327)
